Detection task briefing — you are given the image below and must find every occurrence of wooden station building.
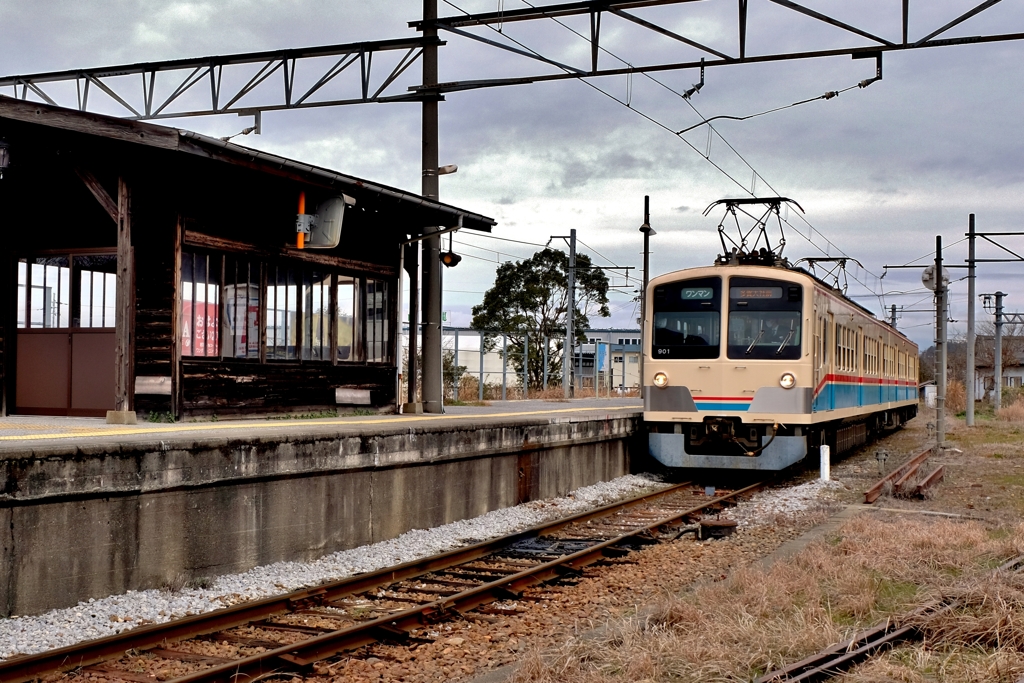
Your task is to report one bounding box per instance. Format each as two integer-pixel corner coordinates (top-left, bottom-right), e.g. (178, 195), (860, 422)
(0, 97), (494, 419)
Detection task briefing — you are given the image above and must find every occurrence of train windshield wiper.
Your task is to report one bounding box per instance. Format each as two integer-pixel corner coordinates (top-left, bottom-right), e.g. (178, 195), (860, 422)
(745, 325), (765, 355)
(776, 326), (796, 355)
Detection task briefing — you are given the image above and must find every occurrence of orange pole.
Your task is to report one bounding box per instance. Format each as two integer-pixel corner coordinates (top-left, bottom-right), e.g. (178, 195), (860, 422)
(297, 191), (306, 249)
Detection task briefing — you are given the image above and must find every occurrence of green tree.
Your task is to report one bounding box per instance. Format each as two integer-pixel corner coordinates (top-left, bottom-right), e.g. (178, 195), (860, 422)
(471, 248), (610, 388)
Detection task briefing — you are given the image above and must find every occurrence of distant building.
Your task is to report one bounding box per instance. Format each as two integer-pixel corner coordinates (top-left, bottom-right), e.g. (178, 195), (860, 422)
(973, 335), (1024, 397)
(576, 329), (642, 389)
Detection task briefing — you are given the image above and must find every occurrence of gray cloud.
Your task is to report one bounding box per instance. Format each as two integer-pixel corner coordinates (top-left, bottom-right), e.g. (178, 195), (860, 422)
(2, 1), (1023, 343)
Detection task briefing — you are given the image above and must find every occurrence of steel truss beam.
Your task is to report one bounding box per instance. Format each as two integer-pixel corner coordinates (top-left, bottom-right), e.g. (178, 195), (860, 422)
(0, 1), (1019, 120)
(0, 37), (442, 120)
(408, 0), (1018, 94)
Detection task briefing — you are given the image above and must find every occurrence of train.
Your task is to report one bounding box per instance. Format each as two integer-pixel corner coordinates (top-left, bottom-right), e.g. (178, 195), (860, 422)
(643, 234), (918, 471)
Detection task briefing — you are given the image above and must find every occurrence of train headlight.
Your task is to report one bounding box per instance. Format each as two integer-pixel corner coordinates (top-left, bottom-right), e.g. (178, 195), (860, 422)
(779, 372), (796, 389)
(653, 372), (669, 388)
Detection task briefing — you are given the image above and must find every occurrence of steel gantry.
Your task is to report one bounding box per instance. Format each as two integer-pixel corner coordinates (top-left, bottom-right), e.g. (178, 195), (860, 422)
(3, 0), (1022, 412)
(0, 37), (440, 121)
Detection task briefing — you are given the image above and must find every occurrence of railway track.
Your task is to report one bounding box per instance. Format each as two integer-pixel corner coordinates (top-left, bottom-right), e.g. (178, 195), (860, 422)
(0, 480), (765, 683)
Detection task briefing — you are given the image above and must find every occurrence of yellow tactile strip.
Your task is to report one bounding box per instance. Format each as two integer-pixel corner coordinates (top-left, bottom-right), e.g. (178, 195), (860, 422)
(0, 405), (641, 443)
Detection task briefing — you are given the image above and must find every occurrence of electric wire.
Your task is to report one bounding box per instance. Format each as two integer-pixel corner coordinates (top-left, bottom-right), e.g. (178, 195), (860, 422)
(440, 0), (888, 310)
(464, 232), (551, 248)
(512, 0), (888, 300)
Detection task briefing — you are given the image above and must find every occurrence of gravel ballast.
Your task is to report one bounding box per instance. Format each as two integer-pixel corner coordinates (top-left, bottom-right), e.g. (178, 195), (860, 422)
(0, 474), (664, 660)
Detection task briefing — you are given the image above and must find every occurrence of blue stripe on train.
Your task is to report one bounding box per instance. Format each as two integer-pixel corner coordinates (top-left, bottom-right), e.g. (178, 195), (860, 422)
(694, 402), (751, 412)
(812, 382), (914, 412)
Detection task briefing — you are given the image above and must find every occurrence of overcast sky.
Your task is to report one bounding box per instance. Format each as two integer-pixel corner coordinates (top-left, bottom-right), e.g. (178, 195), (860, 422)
(2, 0), (1023, 348)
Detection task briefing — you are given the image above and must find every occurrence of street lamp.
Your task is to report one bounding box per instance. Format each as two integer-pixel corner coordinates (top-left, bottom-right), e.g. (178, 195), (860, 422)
(639, 195), (656, 384)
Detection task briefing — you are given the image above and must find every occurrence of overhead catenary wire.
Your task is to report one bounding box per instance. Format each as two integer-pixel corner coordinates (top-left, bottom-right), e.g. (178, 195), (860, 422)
(440, 0), (888, 311)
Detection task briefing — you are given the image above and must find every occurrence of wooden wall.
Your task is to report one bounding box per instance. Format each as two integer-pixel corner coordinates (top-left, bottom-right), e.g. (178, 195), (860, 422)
(181, 362), (394, 414)
(0, 122), (405, 419)
(132, 182), (179, 417)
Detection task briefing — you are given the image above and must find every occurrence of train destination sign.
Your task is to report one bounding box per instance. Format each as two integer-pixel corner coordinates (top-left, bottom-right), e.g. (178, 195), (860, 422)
(730, 287), (783, 299)
(680, 287), (714, 300)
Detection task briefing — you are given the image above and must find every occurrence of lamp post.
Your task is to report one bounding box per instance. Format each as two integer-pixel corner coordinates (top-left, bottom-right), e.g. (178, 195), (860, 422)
(639, 196), (656, 386)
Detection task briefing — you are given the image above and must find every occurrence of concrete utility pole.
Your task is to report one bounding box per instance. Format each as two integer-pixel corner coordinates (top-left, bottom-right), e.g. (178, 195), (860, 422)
(966, 214), (976, 426)
(564, 228), (577, 399)
(889, 304), (897, 327)
(420, 0), (443, 414)
(995, 291), (1005, 411)
(639, 196), (655, 386)
(935, 235), (947, 449)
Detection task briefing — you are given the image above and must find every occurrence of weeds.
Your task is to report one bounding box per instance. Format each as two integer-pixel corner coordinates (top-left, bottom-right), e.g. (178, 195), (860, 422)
(997, 398), (1024, 422)
(267, 410), (340, 420)
(508, 517), (1024, 683)
(162, 573), (214, 593)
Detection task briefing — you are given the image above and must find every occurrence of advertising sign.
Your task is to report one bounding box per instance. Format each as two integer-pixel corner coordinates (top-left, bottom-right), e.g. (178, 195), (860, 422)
(182, 301), (219, 356)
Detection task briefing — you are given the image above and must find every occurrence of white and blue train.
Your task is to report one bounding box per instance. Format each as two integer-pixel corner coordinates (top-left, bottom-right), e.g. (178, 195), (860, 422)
(642, 253), (918, 471)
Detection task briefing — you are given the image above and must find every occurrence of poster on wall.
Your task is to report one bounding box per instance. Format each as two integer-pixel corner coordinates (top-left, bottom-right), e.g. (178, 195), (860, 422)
(182, 301), (219, 356)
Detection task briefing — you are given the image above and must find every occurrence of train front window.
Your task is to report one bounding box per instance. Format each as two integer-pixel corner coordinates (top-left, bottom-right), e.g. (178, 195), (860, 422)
(651, 276), (721, 359)
(727, 276), (802, 360)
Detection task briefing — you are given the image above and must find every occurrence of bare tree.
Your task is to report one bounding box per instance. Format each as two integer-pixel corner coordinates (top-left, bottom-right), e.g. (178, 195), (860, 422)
(974, 322), (1024, 390)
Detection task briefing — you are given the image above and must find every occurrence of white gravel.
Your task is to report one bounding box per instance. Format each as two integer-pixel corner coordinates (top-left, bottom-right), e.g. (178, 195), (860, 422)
(0, 473), (663, 660)
(724, 479), (846, 527)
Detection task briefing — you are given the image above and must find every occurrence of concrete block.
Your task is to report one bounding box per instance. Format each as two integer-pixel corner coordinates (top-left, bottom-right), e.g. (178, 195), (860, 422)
(106, 410), (138, 424)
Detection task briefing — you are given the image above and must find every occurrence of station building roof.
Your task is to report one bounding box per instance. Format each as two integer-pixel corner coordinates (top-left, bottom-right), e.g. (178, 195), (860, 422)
(0, 95), (496, 235)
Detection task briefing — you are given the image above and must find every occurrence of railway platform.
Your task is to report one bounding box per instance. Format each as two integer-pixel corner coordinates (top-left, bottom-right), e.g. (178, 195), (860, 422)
(0, 399), (642, 617)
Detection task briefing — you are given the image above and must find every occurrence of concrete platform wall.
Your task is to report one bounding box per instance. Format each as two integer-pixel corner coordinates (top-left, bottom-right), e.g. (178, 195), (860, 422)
(0, 415), (639, 616)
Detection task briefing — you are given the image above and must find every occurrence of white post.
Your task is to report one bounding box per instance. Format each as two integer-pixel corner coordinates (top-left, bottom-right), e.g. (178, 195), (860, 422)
(820, 444), (831, 481)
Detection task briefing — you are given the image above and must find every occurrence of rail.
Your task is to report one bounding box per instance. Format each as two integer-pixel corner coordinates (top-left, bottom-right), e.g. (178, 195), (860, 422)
(0, 479), (765, 683)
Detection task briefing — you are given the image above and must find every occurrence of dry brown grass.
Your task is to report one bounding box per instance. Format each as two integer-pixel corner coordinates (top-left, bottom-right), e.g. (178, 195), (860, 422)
(996, 398), (1024, 422)
(947, 379), (967, 414)
(508, 516), (1024, 683)
(842, 644), (1024, 682)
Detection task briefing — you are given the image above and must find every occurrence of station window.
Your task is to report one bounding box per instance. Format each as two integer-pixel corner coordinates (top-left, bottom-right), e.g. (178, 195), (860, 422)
(266, 264), (298, 360)
(336, 276), (358, 361)
(180, 250), (392, 365)
(301, 270), (331, 362)
(18, 256), (71, 328)
(224, 257), (262, 359)
(75, 255), (117, 329)
(18, 254), (117, 331)
(181, 252), (221, 357)
(366, 278), (391, 364)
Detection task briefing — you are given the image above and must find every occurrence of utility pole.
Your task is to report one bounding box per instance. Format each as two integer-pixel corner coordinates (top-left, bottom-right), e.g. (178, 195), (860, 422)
(995, 291), (1005, 411)
(935, 235), (947, 449)
(639, 196), (655, 386)
(564, 228), (577, 399)
(420, 0), (443, 414)
(966, 214), (976, 426)
(889, 304), (897, 327)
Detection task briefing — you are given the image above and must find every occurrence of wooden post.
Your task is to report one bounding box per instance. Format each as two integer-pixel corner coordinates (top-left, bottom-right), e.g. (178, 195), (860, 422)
(109, 176), (136, 423)
(171, 215), (183, 420)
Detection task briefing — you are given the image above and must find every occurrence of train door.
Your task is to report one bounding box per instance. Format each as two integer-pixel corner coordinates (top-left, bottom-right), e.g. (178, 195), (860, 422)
(14, 253), (117, 417)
